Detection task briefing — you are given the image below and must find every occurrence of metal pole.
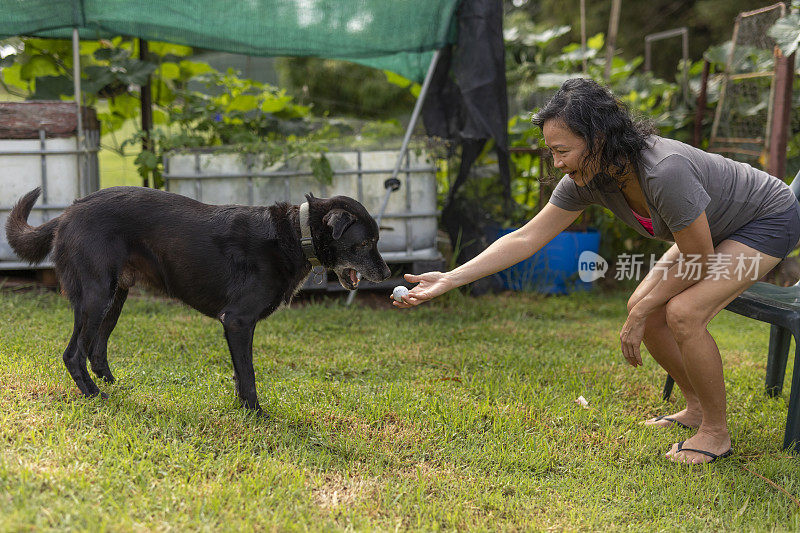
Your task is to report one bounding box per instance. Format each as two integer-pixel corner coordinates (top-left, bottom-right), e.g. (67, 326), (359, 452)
(682, 29), (689, 105)
(346, 49), (443, 305)
(72, 28), (84, 196)
(604, 0), (622, 81)
(388, 48), (443, 188)
(580, 0), (587, 73)
(692, 59), (710, 147)
(140, 39), (153, 188)
(768, 49), (795, 179)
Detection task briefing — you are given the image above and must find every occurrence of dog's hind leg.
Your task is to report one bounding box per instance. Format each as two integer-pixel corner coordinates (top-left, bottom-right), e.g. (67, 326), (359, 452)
(89, 287), (129, 383)
(222, 315), (261, 413)
(66, 282), (114, 399)
(62, 310), (104, 398)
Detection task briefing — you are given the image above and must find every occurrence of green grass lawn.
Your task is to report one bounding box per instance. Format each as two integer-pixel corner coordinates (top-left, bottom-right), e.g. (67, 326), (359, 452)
(1, 286), (799, 531)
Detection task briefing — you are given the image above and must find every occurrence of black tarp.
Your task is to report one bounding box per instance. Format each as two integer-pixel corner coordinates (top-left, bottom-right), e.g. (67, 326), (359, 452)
(422, 0), (510, 292)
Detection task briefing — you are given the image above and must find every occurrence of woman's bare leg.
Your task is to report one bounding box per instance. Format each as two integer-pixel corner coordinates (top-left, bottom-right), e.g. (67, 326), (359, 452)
(662, 240), (781, 464)
(627, 245), (702, 428)
(640, 306), (703, 428)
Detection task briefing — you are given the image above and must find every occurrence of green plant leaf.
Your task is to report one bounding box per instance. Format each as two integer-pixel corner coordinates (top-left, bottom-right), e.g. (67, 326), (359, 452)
(311, 152), (333, 185)
(178, 60), (214, 81)
(282, 103), (311, 118)
(522, 25), (571, 47)
(97, 111), (127, 136)
(109, 93), (141, 120)
(30, 75), (73, 100)
(157, 62), (181, 80)
(134, 150), (159, 171)
(703, 42), (732, 67)
(768, 14), (800, 57)
(1, 62), (27, 91)
(554, 47), (597, 63)
(119, 60), (158, 86)
(587, 33), (604, 50)
(79, 41), (103, 56)
(82, 65), (116, 93)
(260, 95), (289, 113)
(226, 94), (259, 112)
(147, 42), (193, 58)
(93, 47), (129, 62)
(20, 54), (60, 80)
(152, 109), (169, 125)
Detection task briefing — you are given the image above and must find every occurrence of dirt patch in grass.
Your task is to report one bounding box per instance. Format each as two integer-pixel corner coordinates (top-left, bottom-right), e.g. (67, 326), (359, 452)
(311, 471), (378, 510)
(3, 376), (75, 402)
(2, 450), (64, 478)
(306, 409), (427, 450)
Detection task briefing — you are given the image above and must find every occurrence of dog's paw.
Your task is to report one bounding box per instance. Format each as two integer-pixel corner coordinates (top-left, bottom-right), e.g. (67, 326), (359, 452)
(81, 390), (109, 400)
(91, 365), (116, 383)
(245, 406), (270, 421)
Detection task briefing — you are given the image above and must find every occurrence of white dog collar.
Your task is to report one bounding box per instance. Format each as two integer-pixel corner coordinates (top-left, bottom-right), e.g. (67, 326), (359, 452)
(299, 202), (321, 267)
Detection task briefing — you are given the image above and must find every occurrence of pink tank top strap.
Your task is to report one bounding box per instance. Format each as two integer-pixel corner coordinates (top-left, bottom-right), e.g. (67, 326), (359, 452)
(631, 208), (654, 235)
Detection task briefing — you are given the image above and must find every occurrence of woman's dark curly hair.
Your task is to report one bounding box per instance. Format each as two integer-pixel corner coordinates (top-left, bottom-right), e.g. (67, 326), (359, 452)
(532, 78), (656, 188)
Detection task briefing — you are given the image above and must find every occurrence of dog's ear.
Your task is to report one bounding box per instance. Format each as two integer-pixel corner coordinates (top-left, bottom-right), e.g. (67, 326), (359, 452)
(305, 192), (316, 203)
(323, 209), (356, 240)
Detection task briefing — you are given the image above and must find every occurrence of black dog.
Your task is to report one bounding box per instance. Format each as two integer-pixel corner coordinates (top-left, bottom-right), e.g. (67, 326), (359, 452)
(6, 186), (390, 412)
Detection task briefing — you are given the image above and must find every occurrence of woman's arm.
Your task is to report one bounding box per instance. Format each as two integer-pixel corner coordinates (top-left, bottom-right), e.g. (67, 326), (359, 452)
(393, 203), (583, 308)
(630, 211), (715, 316)
(620, 211), (715, 365)
(625, 243), (681, 311)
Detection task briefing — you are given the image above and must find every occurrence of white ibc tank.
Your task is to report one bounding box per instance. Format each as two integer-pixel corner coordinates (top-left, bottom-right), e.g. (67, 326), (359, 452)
(0, 102), (100, 266)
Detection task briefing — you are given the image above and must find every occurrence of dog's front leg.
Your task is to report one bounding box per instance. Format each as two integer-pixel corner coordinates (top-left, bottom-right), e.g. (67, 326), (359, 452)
(222, 316), (261, 413)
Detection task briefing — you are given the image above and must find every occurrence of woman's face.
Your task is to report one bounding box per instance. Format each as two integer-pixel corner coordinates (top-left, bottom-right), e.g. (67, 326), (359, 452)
(542, 120), (597, 186)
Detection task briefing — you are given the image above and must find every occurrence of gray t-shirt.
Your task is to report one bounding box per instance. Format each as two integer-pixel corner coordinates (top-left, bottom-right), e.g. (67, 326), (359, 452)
(549, 136), (797, 245)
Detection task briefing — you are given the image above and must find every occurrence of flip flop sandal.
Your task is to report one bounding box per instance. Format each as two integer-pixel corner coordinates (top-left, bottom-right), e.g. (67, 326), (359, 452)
(654, 415), (696, 430)
(674, 440), (733, 464)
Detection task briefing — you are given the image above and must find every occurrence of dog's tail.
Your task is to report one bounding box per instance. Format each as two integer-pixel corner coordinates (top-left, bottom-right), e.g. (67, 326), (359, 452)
(5, 187), (60, 264)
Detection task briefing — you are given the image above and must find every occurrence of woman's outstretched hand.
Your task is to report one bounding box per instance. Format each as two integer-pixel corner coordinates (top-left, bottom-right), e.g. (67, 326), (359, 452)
(392, 271), (453, 308)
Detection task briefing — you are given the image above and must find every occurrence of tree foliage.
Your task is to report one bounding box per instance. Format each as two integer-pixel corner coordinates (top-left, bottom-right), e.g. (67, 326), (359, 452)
(275, 56), (416, 119)
(506, 0), (780, 81)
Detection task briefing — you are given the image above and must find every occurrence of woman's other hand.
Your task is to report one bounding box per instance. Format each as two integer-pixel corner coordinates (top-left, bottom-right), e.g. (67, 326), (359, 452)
(392, 272), (453, 308)
(619, 310), (647, 367)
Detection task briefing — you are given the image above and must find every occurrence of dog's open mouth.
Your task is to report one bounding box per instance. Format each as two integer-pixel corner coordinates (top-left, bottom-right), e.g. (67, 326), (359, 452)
(337, 268), (360, 290)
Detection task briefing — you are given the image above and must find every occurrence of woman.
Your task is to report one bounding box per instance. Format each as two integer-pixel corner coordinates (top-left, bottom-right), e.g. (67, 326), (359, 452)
(393, 78), (800, 464)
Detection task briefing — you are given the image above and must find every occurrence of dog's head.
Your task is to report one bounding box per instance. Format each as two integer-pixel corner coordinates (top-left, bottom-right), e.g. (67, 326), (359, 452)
(306, 194), (391, 290)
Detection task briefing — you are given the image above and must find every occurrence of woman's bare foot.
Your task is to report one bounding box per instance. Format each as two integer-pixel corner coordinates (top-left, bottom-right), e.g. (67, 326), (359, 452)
(641, 408), (701, 429)
(665, 428), (732, 464)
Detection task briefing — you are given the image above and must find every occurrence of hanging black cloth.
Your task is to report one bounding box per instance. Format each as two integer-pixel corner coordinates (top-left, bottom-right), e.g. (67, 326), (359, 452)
(422, 0), (510, 293)
(422, 0), (510, 203)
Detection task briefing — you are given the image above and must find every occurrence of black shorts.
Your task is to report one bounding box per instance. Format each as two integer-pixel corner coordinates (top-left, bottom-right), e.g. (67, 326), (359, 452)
(726, 203), (800, 259)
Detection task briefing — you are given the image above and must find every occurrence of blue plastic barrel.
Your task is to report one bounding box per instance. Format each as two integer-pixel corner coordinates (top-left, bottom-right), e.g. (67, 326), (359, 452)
(495, 229), (601, 294)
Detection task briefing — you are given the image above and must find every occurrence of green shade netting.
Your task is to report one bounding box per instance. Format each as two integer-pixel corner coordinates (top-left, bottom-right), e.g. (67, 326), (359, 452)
(0, 0), (460, 82)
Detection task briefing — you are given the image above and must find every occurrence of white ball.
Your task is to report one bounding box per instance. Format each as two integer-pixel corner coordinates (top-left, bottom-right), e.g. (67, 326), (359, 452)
(392, 285), (409, 302)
